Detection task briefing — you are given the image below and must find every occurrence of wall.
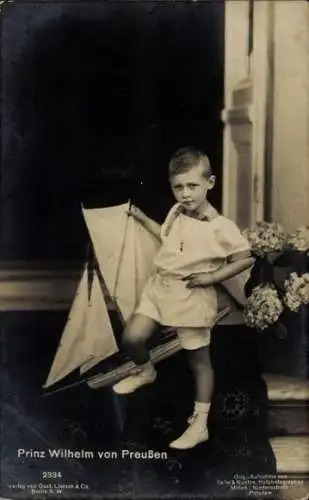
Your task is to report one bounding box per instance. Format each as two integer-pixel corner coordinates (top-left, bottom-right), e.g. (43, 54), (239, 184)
(223, 0), (309, 231)
(222, 0), (268, 229)
(270, 0), (309, 231)
(222, 0), (250, 223)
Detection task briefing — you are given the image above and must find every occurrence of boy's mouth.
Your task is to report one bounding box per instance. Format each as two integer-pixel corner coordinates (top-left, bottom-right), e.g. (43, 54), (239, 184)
(182, 202), (196, 210)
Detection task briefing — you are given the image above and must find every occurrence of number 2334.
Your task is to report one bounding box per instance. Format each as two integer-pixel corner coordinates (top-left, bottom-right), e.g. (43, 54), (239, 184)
(42, 472), (62, 479)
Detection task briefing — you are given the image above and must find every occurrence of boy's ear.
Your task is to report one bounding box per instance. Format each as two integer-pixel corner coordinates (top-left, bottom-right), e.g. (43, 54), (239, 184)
(208, 175), (216, 190)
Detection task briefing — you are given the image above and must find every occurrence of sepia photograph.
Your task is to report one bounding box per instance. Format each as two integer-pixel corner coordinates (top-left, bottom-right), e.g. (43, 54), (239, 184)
(0, 0), (308, 498)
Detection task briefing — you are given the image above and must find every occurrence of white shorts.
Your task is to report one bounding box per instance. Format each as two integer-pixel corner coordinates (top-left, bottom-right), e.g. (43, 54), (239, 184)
(175, 326), (211, 350)
(135, 273), (217, 350)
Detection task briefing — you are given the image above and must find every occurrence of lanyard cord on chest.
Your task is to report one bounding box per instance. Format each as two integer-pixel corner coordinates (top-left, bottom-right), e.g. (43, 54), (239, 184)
(164, 206), (210, 252)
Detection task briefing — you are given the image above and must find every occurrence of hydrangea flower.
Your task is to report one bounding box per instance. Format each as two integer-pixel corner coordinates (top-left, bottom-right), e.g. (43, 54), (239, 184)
(243, 222), (286, 257)
(244, 284), (284, 330)
(287, 226), (309, 253)
(283, 272), (309, 312)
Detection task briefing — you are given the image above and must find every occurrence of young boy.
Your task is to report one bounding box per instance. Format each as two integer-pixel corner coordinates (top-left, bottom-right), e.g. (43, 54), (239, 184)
(112, 147), (253, 450)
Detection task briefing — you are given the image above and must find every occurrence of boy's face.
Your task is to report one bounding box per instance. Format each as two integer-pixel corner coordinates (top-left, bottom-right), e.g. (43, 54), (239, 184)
(170, 164), (215, 213)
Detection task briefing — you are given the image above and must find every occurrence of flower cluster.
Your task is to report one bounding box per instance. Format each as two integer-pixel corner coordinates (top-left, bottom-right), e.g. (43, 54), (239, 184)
(287, 226), (309, 253)
(283, 272), (309, 312)
(243, 222), (286, 257)
(244, 284), (284, 331)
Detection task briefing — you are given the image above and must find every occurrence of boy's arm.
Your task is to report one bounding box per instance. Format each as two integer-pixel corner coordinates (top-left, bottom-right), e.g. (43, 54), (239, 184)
(129, 205), (162, 241)
(184, 257), (254, 288)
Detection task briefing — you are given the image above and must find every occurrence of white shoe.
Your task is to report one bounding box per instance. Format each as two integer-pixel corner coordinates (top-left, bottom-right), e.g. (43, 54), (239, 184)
(169, 412), (209, 450)
(112, 364), (157, 395)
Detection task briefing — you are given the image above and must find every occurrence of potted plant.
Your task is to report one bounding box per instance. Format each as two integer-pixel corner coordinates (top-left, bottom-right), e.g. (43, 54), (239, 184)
(243, 223), (309, 337)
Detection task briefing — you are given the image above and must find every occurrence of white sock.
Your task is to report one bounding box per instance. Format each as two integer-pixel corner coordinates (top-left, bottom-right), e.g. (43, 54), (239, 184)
(194, 401), (211, 415)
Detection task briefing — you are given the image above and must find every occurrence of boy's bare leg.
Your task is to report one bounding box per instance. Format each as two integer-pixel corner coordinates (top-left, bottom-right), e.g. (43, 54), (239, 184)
(122, 314), (157, 364)
(169, 341), (213, 449)
(112, 314), (158, 394)
(188, 345), (214, 404)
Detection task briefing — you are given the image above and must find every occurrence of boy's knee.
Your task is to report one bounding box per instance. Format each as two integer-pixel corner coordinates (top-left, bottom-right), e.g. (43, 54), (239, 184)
(189, 347), (211, 370)
(121, 328), (145, 347)
(121, 314), (156, 347)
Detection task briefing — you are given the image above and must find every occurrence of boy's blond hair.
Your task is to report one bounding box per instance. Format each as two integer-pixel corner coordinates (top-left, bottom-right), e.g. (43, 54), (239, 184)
(168, 147), (212, 179)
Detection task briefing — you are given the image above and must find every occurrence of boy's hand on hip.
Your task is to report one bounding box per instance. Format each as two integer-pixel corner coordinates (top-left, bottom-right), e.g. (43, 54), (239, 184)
(183, 273), (213, 288)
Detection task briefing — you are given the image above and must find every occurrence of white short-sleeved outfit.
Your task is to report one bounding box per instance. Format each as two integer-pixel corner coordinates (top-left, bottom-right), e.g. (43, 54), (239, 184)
(135, 203), (250, 349)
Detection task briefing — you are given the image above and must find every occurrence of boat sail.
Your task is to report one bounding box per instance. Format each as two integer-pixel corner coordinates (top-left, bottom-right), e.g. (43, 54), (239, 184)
(44, 202), (160, 389)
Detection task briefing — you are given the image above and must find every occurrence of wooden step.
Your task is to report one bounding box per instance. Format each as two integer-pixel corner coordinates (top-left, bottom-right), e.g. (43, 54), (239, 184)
(264, 374), (309, 436)
(268, 405), (309, 435)
(264, 374), (309, 402)
(270, 436), (309, 473)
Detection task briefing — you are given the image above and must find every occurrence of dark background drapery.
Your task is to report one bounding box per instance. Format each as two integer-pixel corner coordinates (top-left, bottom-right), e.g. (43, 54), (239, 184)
(0, 1), (223, 261)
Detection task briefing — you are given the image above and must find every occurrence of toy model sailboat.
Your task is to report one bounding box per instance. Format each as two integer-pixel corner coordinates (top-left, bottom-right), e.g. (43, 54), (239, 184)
(44, 202), (250, 394)
(44, 201), (165, 392)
